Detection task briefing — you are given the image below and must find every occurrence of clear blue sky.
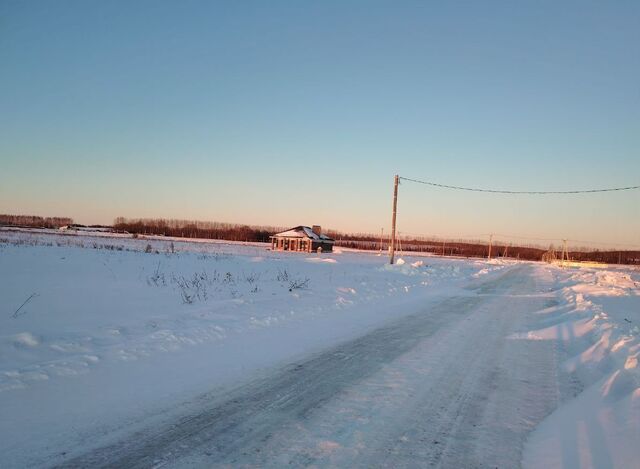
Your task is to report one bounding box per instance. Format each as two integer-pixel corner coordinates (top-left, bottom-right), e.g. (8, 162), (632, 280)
(1, 1), (638, 247)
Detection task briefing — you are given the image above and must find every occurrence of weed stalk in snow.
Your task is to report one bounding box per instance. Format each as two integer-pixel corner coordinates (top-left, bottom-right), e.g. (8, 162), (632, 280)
(11, 293), (39, 318)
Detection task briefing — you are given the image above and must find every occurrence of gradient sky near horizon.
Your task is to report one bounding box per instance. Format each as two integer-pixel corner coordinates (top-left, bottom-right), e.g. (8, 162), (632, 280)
(1, 1), (639, 247)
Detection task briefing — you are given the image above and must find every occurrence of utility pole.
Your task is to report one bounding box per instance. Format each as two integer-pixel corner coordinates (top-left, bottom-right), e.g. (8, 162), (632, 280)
(488, 233), (493, 260)
(562, 239), (568, 265)
(380, 228), (384, 253)
(442, 240), (446, 257)
(503, 244), (508, 258)
(390, 174), (399, 264)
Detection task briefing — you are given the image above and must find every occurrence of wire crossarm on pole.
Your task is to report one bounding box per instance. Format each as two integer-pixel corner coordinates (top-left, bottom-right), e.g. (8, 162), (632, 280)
(398, 176), (640, 194)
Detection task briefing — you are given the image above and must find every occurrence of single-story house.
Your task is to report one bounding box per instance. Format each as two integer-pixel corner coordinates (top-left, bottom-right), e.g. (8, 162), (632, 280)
(270, 225), (335, 252)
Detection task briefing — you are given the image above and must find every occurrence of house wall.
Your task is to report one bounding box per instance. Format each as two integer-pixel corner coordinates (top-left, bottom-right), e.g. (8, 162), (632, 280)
(271, 236), (333, 253)
(311, 241), (334, 253)
(272, 237), (313, 252)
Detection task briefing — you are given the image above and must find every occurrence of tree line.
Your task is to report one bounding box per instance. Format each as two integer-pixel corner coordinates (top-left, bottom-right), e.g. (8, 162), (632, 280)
(113, 217), (285, 243)
(3, 215), (634, 265)
(332, 236), (547, 261)
(113, 217), (639, 264)
(0, 214), (73, 229)
(569, 249), (640, 265)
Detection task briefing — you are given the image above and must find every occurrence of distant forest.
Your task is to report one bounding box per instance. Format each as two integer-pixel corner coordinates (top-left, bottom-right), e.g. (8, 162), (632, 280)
(0, 214), (73, 229)
(113, 217), (284, 243)
(113, 217), (639, 265)
(0, 215), (636, 265)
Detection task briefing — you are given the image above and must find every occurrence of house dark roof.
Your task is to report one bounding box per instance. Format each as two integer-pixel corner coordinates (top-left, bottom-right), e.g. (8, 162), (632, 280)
(272, 226), (334, 242)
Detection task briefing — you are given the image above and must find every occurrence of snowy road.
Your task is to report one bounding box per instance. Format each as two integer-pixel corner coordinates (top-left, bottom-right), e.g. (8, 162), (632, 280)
(58, 264), (561, 468)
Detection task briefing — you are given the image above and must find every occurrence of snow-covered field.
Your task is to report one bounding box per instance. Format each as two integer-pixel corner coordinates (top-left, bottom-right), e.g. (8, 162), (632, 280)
(0, 229), (638, 468)
(522, 265), (640, 468)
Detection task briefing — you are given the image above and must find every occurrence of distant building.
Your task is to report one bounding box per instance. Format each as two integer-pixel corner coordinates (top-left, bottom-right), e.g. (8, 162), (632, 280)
(270, 225), (335, 253)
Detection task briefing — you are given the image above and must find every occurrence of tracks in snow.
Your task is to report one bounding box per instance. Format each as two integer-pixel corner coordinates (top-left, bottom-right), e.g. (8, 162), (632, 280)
(57, 265), (560, 468)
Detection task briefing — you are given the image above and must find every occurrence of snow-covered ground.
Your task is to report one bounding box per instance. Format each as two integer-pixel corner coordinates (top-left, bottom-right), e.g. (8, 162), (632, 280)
(0, 230), (500, 467)
(0, 229), (638, 468)
(522, 265), (640, 468)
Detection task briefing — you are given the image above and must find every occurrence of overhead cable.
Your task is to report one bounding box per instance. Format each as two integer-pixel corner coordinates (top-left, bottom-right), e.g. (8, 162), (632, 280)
(399, 176), (640, 194)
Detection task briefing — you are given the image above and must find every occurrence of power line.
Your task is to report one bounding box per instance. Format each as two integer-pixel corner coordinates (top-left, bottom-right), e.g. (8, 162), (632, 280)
(566, 239), (640, 249)
(399, 176), (640, 194)
(387, 174), (639, 264)
(493, 233), (640, 248)
(491, 233), (561, 242)
(392, 230), (640, 249)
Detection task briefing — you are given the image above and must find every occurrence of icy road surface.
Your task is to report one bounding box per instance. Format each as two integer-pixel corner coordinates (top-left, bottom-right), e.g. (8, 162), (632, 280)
(61, 265), (560, 468)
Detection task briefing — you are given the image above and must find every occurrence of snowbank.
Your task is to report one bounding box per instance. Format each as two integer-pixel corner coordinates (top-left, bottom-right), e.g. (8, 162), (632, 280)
(521, 265), (640, 468)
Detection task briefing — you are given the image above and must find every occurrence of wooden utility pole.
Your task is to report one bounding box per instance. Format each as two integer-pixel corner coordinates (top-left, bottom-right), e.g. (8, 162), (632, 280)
(562, 239), (568, 265)
(390, 175), (399, 264)
(442, 240), (446, 257)
(488, 233), (493, 260)
(380, 228), (384, 253)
